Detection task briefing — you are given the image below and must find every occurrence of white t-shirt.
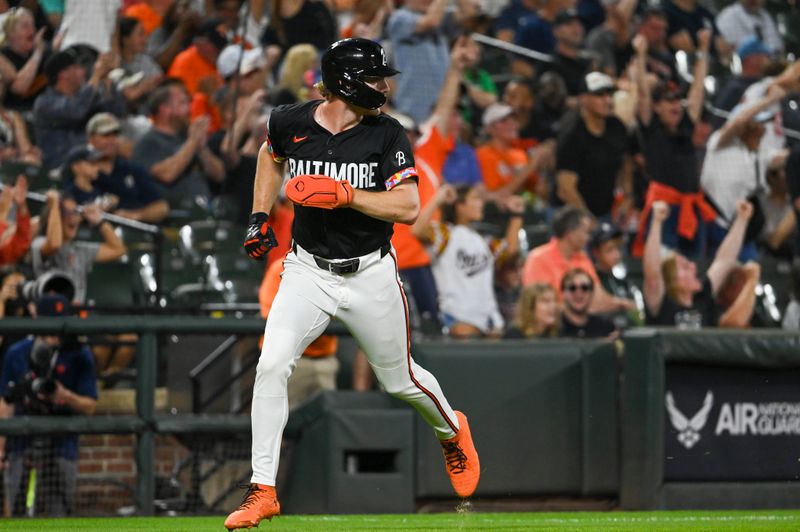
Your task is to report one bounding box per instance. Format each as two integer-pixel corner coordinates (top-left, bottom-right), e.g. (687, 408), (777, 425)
(701, 130), (769, 225)
(716, 3), (784, 53)
(429, 224), (504, 333)
(60, 0), (122, 53)
(739, 77), (786, 163)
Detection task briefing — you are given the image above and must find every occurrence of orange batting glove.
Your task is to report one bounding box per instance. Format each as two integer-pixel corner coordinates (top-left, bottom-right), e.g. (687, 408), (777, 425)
(284, 174), (354, 209)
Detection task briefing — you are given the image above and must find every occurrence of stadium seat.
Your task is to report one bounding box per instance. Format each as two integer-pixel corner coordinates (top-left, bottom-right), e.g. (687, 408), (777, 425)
(85, 258), (137, 309)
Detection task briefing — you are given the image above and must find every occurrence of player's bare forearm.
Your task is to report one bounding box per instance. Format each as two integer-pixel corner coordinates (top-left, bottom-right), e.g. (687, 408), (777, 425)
(350, 181), (420, 224)
(252, 142), (285, 215)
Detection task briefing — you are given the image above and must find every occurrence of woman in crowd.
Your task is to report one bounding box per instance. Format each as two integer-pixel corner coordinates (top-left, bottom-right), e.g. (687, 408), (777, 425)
(414, 183), (524, 338)
(0, 6), (49, 114)
(118, 16), (161, 78)
(260, 0), (336, 59)
(271, 43), (318, 105)
(505, 283), (560, 339)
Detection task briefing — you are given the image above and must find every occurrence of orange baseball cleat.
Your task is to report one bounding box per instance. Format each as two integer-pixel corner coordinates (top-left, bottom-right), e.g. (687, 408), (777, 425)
(224, 483), (280, 530)
(440, 411), (480, 498)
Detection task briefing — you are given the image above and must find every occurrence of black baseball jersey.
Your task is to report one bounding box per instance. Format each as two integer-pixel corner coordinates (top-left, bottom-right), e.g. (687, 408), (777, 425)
(267, 100), (418, 259)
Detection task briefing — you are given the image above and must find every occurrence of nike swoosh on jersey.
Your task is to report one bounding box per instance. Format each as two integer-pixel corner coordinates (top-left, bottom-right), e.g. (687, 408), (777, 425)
(292, 135), (308, 143)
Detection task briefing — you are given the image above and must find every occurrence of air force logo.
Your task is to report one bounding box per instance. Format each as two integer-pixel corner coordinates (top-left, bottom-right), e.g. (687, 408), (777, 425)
(665, 391), (714, 449)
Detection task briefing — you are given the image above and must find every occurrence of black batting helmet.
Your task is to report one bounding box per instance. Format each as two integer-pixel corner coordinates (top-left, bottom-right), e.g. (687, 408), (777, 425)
(321, 38), (399, 110)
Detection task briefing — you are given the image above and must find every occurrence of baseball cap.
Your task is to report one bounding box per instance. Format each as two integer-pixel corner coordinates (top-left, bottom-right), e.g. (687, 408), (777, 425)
(217, 45), (266, 79)
(482, 102), (514, 127)
(652, 80), (682, 102)
(553, 8), (580, 27)
(36, 293), (71, 317)
(86, 112), (121, 136)
(582, 71), (615, 95)
(43, 48), (79, 84)
(590, 222), (623, 249)
(196, 18), (228, 50)
(737, 37), (771, 60)
(64, 145), (103, 166)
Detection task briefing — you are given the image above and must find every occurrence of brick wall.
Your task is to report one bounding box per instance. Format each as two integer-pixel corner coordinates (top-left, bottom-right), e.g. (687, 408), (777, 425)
(75, 434), (190, 516)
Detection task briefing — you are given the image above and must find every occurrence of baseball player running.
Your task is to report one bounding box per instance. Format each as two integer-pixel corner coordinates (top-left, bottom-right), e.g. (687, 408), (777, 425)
(224, 38), (479, 530)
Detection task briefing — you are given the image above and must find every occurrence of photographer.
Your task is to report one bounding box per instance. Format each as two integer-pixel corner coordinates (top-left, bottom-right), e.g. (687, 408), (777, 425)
(0, 294), (97, 517)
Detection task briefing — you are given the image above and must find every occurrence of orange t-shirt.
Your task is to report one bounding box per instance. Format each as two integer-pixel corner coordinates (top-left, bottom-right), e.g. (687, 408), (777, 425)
(415, 124), (455, 178)
(476, 143), (536, 193)
(124, 3), (162, 36)
(390, 124), (453, 269)
(190, 92), (222, 133)
(167, 46), (222, 96)
(391, 159), (439, 269)
(259, 258), (338, 357)
(265, 201), (294, 266)
(522, 238), (600, 297)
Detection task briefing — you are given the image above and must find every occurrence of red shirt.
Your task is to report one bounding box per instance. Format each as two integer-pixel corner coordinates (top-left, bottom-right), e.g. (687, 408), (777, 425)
(0, 209), (30, 265)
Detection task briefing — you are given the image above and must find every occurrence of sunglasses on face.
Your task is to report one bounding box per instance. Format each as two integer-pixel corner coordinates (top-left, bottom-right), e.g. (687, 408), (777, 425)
(565, 283), (593, 293)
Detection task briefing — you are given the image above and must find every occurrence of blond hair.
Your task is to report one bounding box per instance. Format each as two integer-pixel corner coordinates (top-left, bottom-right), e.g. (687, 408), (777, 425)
(0, 7), (33, 48)
(514, 283), (559, 338)
(661, 254), (680, 303)
(278, 44), (319, 101)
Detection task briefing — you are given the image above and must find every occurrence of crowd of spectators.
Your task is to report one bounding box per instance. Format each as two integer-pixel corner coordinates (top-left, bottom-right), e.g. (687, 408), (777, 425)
(0, 0), (794, 424)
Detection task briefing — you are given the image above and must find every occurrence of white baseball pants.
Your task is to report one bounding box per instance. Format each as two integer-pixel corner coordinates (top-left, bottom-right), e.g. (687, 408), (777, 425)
(250, 243), (459, 486)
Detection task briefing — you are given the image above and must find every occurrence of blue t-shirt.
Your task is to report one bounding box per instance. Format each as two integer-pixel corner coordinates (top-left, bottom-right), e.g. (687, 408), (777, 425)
(387, 8), (455, 124)
(494, 0), (536, 34)
(442, 143), (482, 186)
(514, 13), (555, 55)
(0, 337), (98, 460)
(66, 157), (162, 210)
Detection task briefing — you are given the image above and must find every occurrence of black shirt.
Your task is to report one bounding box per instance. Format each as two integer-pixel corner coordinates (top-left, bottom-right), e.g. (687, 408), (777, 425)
(663, 0), (718, 46)
(0, 46), (50, 112)
(560, 314), (616, 339)
(646, 275), (719, 327)
(639, 113), (698, 193)
(555, 115), (630, 217)
(528, 101), (565, 141)
(260, 0), (337, 56)
(268, 100), (417, 259)
(538, 52), (592, 96)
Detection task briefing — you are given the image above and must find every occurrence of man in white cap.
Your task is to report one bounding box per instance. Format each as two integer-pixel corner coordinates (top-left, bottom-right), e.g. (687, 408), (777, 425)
(476, 102), (551, 202)
(555, 71), (633, 222)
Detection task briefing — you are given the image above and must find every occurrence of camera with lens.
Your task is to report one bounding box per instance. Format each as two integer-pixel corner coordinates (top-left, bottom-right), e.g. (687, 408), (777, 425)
(19, 270), (76, 304)
(3, 337), (60, 415)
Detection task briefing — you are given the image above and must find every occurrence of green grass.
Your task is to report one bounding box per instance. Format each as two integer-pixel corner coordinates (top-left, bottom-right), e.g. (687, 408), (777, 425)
(3, 511), (800, 531)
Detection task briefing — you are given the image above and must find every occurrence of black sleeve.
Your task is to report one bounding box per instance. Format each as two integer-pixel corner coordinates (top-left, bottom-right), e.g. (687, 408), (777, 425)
(381, 122), (417, 190)
(266, 108), (287, 163)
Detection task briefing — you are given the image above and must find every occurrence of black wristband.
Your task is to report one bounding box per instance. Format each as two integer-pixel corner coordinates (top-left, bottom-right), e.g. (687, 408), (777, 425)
(249, 212), (269, 225)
